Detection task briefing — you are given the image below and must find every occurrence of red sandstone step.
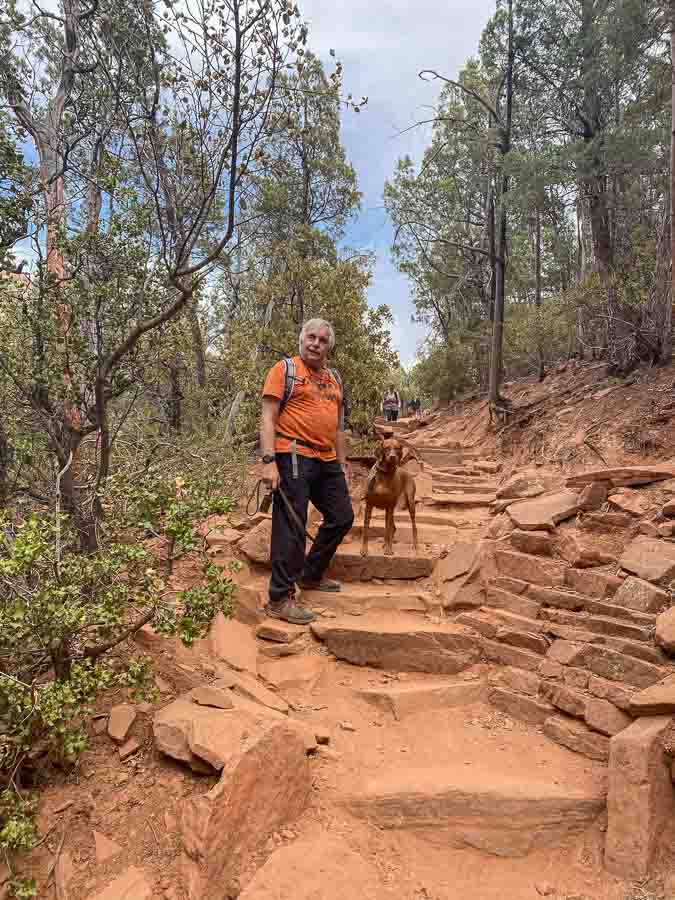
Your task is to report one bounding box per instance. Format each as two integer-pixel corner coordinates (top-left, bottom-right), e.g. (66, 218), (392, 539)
(539, 608), (651, 643)
(489, 686), (554, 726)
(486, 586), (542, 620)
(480, 638), (543, 673)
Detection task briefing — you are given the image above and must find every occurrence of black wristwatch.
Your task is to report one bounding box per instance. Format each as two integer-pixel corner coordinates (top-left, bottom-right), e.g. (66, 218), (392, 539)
(262, 454), (275, 464)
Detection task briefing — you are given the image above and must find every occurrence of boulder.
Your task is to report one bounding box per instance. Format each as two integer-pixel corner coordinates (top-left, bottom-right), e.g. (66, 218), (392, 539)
(544, 716), (610, 761)
(239, 519), (273, 565)
(510, 530), (552, 556)
(605, 717), (675, 879)
(91, 867), (153, 900)
(153, 694), (283, 772)
(507, 491), (579, 532)
(238, 833), (382, 900)
(209, 614), (258, 676)
(496, 474), (545, 501)
(655, 608), (675, 656)
(556, 531), (616, 568)
(578, 482), (608, 512)
(311, 618), (481, 675)
(629, 675), (675, 716)
(614, 577), (669, 614)
(619, 537), (675, 586)
(584, 698), (631, 736)
(662, 499), (675, 518)
(567, 466), (675, 489)
(107, 704), (136, 744)
(659, 522), (675, 538)
(181, 723), (311, 900)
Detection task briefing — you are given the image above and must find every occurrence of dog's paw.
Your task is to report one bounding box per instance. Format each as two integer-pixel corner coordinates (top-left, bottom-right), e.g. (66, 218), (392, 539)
(383, 547), (394, 556)
(360, 548), (369, 558)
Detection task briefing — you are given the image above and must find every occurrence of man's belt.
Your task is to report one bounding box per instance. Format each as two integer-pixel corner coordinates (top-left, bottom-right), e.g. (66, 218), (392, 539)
(275, 431), (331, 453)
(276, 430), (334, 479)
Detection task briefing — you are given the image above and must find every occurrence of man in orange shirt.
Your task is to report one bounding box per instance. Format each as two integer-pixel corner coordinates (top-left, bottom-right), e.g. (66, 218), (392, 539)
(260, 318), (354, 624)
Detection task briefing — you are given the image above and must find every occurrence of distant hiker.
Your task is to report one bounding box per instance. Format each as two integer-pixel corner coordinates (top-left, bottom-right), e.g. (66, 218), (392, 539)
(260, 318), (354, 625)
(413, 397), (422, 418)
(383, 385), (401, 422)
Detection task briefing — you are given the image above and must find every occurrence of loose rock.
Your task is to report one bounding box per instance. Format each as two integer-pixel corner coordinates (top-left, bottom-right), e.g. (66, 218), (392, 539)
(107, 704), (136, 744)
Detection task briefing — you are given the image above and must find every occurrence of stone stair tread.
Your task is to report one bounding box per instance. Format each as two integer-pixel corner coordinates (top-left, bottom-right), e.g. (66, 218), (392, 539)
(343, 762), (606, 857)
(485, 608), (547, 634)
(526, 584), (656, 626)
(480, 638), (544, 673)
(311, 615), (482, 674)
(486, 586), (542, 620)
(430, 492), (497, 506)
(539, 608), (651, 643)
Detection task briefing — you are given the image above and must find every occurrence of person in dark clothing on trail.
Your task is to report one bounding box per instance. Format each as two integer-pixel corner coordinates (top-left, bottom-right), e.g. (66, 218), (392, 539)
(259, 318), (354, 625)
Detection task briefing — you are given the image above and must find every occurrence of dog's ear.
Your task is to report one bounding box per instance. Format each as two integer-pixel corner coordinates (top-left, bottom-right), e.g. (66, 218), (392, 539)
(400, 448), (418, 467)
(396, 444), (404, 462)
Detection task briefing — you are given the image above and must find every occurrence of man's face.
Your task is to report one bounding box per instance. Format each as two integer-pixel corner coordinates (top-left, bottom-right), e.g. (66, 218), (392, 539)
(301, 326), (331, 369)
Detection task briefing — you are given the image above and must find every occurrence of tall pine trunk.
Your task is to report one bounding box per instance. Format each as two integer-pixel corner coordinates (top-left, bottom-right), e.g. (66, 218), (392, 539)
(488, 0), (513, 416)
(665, 0), (675, 365)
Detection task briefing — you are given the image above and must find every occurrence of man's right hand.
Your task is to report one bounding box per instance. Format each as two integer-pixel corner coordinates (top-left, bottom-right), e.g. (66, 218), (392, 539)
(262, 462), (280, 492)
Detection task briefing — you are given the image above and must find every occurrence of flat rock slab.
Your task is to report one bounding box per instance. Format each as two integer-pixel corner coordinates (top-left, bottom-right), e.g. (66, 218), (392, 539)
(209, 613), (258, 676)
(434, 542), (477, 584)
(358, 680), (486, 720)
(343, 765), (605, 857)
(506, 491), (579, 531)
(544, 716), (610, 762)
(567, 465), (675, 489)
(327, 549), (436, 580)
(91, 867), (153, 900)
(630, 675), (675, 716)
(182, 722), (310, 900)
(238, 832), (383, 900)
(259, 655), (326, 694)
(312, 618), (481, 674)
(619, 537), (675, 586)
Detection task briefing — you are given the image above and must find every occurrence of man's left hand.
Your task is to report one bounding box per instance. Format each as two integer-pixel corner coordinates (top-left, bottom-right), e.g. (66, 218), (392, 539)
(340, 461), (351, 483)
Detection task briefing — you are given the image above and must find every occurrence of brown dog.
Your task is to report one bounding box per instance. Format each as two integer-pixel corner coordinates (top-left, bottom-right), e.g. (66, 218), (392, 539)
(360, 437), (418, 557)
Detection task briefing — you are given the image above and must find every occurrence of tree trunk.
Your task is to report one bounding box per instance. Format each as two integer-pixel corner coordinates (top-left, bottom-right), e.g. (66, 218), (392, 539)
(488, 0), (513, 416)
(535, 205), (545, 381)
(665, 0), (675, 365)
(225, 390), (245, 438)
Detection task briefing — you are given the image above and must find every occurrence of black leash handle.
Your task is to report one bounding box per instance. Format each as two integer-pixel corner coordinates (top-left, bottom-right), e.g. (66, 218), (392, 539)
(246, 478), (317, 547)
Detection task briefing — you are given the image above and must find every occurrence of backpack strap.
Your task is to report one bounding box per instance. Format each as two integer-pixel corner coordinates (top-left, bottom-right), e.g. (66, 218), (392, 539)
(279, 357), (296, 413)
(328, 367), (347, 430)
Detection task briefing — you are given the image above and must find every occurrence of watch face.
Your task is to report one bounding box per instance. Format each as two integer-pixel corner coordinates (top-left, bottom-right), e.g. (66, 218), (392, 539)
(262, 454), (275, 464)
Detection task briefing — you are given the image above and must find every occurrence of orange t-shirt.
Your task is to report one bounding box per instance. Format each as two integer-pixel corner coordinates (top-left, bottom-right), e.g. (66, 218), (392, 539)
(263, 357), (343, 461)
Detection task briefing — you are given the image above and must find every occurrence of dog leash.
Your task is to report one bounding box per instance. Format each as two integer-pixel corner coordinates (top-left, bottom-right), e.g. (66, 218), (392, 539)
(246, 479), (317, 547)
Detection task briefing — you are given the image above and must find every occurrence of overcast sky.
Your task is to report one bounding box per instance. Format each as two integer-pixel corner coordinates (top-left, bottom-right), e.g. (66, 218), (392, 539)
(301, 0), (495, 367)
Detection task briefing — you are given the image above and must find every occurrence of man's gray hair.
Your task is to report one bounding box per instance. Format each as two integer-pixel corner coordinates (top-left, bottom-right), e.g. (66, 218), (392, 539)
(299, 318), (336, 352)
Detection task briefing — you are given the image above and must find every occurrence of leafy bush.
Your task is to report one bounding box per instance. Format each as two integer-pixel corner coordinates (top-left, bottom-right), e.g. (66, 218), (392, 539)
(0, 470), (237, 891)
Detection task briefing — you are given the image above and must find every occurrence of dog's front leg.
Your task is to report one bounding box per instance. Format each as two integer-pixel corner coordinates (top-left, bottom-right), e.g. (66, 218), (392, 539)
(360, 502), (372, 557)
(384, 506), (395, 555)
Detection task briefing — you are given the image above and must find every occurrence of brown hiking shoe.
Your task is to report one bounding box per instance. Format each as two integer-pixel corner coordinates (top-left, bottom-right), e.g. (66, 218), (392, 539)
(297, 577), (342, 593)
(265, 591), (316, 625)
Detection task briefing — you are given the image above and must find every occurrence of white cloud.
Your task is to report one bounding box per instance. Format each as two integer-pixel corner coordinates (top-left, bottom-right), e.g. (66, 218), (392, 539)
(302, 0), (494, 363)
